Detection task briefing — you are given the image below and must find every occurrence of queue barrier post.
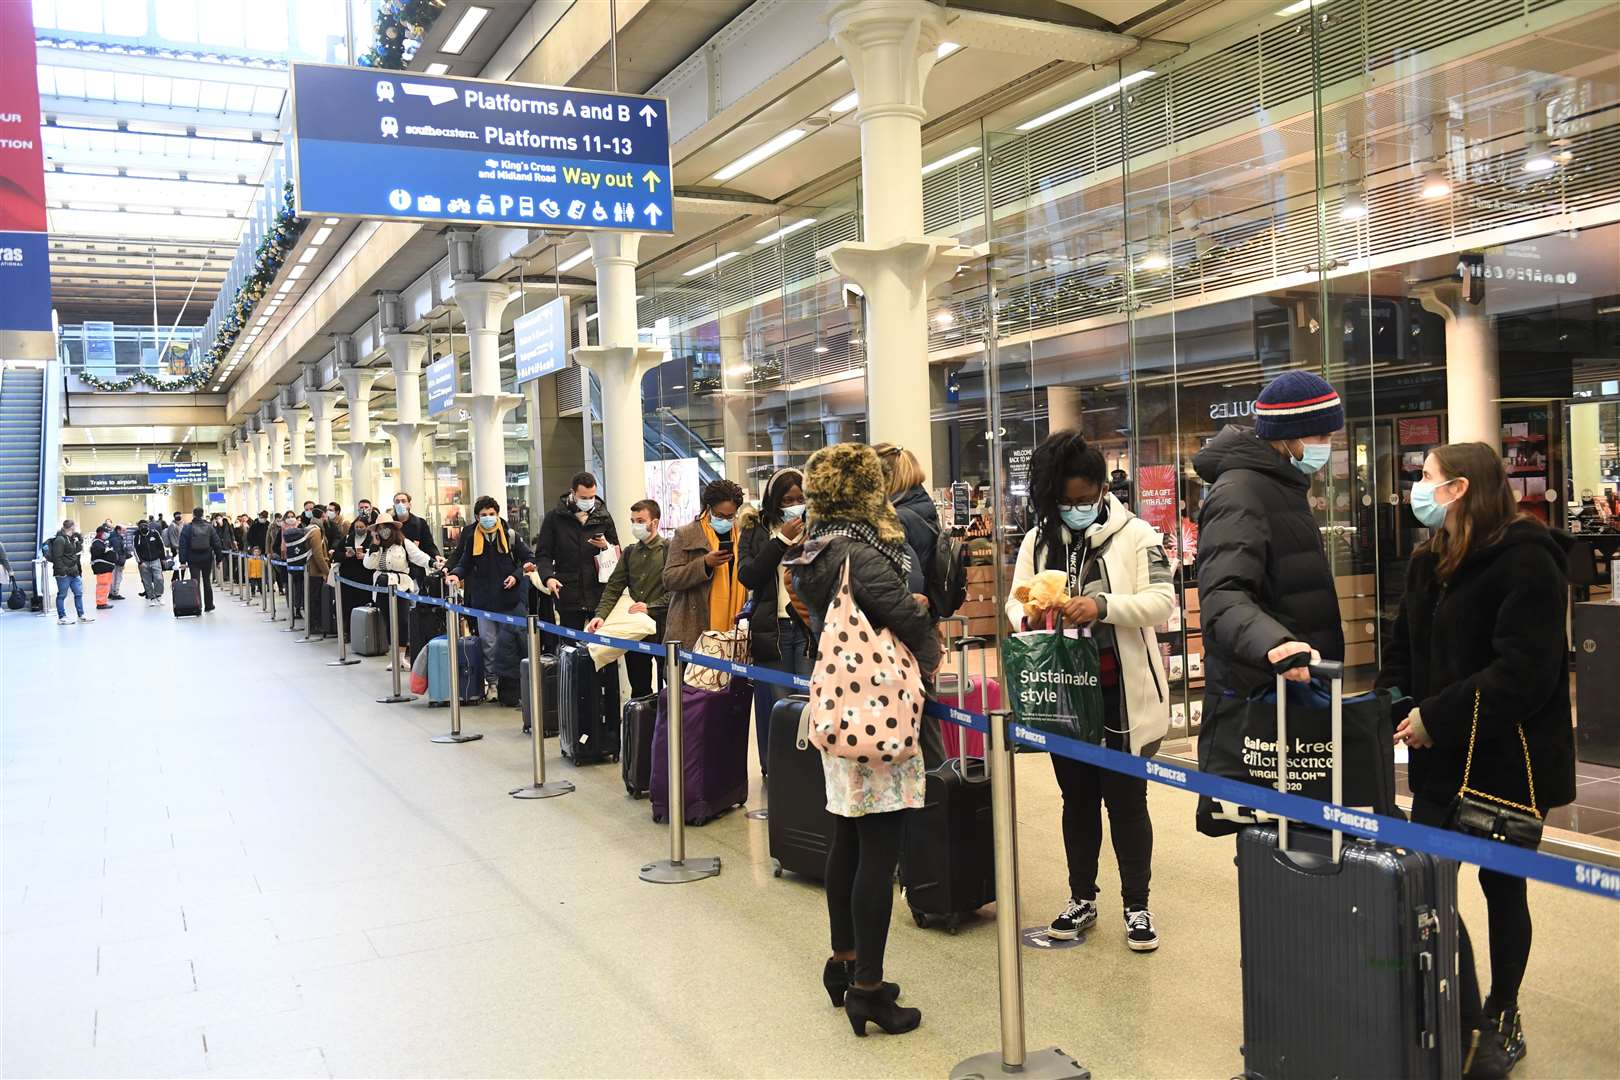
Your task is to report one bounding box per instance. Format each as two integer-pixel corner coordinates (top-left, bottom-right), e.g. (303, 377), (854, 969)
(296, 562), (320, 642)
(237, 554), (252, 604)
(951, 709), (1089, 1080)
(640, 644), (720, 884)
(431, 587), (482, 742)
(510, 613), (572, 796)
(282, 566), (304, 632)
(259, 557), (269, 613)
(266, 561), (280, 621)
(377, 581), (412, 704)
(327, 575), (360, 667)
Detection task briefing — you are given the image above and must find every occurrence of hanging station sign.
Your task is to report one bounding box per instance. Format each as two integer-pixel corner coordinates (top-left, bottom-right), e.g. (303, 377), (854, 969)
(425, 354), (458, 416)
(288, 64), (674, 234)
(147, 462), (211, 485)
(512, 296), (570, 385)
(64, 473), (155, 495)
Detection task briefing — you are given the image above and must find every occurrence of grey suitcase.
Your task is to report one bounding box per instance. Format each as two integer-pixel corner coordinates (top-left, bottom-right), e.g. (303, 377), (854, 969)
(350, 604), (387, 656)
(1237, 660), (1461, 1080)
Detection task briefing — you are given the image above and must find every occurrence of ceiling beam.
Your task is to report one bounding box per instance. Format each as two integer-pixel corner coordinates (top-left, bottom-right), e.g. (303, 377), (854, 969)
(35, 43), (291, 88)
(39, 96), (278, 132)
(46, 154), (261, 180)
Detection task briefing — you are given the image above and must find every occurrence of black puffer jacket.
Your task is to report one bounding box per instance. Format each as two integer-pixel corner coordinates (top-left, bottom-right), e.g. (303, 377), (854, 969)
(892, 484), (938, 598)
(737, 506), (807, 664)
(788, 532), (941, 677)
(1376, 521), (1575, 811)
(533, 495), (618, 613)
(1193, 425), (1344, 695)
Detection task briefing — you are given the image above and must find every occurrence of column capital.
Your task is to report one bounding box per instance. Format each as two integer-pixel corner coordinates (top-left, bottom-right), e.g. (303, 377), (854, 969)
(572, 344), (665, 382)
(588, 230), (643, 270)
(827, 0), (944, 122)
(336, 366), (379, 401)
(820, 237), (975, 296)
(381, 332), (428, 373)
(450, 280), (517, 335)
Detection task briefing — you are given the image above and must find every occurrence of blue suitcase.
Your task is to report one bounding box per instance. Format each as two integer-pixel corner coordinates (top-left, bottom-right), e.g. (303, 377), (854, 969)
(426, 634), (483, 706)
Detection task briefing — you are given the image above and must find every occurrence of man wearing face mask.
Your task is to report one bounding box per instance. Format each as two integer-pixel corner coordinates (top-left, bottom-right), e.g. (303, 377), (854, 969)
(533, 472), (618, 632)
(447, 495), (538, 697)
(588, 499), (669, 697)
(1192, 369), (1346, 699)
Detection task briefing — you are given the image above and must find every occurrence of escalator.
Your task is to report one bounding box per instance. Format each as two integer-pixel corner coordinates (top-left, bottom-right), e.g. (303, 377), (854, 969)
(0, 366), (46, 602)
(643, 407), (723, 487)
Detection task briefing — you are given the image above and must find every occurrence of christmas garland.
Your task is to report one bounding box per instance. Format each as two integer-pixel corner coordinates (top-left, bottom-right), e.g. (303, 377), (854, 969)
(76, 183), (307, 393)
(358, 0), (448, 70)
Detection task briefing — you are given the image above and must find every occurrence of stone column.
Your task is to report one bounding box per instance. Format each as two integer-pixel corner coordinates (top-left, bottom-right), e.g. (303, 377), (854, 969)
(574, 231), (665, 527)
(821, 0), (973, 463)
(1417, 284), (1500, 449)
(306, 388), (341, 507)
(379, 330), (435, 505)
(1047, 385), (1083, 434)
(450, 279), (524, 504)
(717, 311), (755, 483)
(253, 427), (273, 515)
(284, 407), (310, 509)
(337, 366), (386, 506)
(267, 408), (288, 511)
(766, 415), (789, 467)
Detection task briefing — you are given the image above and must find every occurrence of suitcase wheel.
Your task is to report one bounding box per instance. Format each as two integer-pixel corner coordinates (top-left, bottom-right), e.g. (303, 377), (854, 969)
(911, 908), (929, 929)
(773, 865), (783, 878)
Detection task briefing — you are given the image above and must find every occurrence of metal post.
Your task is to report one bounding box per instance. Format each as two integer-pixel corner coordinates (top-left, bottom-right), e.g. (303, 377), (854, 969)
(512, 614), (572, 796)
(260, 557), (269, 612)
(327, 576), (359, 666)
(432, 587), (482, 741)
(236, 554), (249, 602)
(377, 583), (412, 703)
(267, 561), (280, 621)
(297, 562), (320, 642)
(282, 567), (303, 631)
(640, 645), (719, 883)
(951, 712), (1089, 1080)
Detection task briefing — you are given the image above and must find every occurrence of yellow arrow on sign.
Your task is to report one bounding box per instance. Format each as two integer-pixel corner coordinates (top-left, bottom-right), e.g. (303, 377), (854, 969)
(642, 170), (661, 190)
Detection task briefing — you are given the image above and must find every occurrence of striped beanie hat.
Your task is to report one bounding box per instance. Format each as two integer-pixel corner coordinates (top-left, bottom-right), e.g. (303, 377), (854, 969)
(1252, 369), (1344, 440)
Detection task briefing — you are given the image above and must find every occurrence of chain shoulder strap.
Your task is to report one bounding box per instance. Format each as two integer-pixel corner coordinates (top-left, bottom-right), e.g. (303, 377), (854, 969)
(1458, 688), (1540, 818)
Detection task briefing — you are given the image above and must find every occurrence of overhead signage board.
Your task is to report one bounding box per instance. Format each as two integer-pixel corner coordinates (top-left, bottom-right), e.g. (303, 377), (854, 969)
(83, 321), (116, 374)
(289, 63), (674, 234)
(147, 462), (210, 485)
(207, 491), (226, 504)
(513, 297), (570, 385)
(0, 0), (53, 345)
(64, 473), (155, 495)
(426, 354), (457, 416)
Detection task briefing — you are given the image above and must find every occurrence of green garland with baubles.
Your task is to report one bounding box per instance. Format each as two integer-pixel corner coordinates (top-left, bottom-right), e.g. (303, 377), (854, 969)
(76, 183), (307, 393)
(358, 0), (448, 70)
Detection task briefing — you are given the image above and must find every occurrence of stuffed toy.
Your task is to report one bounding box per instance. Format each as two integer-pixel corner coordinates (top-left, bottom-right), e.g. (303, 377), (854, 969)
(1012, 569), (1070, 611)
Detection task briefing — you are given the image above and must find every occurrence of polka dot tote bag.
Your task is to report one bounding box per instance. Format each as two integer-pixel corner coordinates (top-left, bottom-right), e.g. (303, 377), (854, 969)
(809, 558), (925, 765)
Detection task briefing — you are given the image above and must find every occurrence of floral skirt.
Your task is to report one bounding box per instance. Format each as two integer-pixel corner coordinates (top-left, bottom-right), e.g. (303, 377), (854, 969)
(822, 751), (926, 818)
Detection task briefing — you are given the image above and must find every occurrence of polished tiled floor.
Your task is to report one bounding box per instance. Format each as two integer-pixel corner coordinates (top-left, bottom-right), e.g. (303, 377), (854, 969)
(4, 594), (1618, 1078)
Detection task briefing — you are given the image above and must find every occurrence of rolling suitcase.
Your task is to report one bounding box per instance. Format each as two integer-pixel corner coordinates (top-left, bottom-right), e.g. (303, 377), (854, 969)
(425, 634), (482, 706)
(1237, 660), (1460, 1080)
(650, 678), (752, 824)
(621, 693), (659, 798)
(767, 695), (836, 880)
(171, 567), (201, 618)
(934, 617), (998, 760)
(350, 603), (387, 656)
(558, 643), (619, 763)
(519, 654), (560, 736)
(900, 632), (995, 931)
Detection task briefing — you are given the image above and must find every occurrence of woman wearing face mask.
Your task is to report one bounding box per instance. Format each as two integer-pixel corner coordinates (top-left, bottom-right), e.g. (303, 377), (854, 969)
(1006, 430), (1174, 951)
(1192, 369), (1346, 706)
(364, 516), (433, 661)
(663, 478), (749, 659)
(1377, 444), (1574, 1078)
(737, 468), (810, 776)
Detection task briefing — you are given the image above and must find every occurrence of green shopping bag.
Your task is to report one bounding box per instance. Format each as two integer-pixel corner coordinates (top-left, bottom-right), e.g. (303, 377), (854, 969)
(1003, 618), (1106, 744)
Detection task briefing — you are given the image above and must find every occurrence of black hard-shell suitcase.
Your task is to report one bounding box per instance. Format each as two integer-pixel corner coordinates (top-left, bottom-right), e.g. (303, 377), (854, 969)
(171, 568), (201, 618)
(899, 631), (995, 931)
(518, 654), (559, 736)
(1237, 661), (1461, 1080)
(558, 643), (619, 763)
(767, 695), (836, 881)
(621, 693), (659, 797)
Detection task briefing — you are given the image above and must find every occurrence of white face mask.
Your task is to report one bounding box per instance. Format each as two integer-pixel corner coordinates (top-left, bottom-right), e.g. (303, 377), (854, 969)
(393, 501), (409, 517)
(781, 504), (806, 522)
(575, 496), (596, 513)
(630, 522), (651, 542)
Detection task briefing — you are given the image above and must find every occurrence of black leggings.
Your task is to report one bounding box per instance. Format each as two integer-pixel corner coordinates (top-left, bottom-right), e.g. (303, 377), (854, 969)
(1412, 798), (1533, 1027)
(825, 810), (909, 985)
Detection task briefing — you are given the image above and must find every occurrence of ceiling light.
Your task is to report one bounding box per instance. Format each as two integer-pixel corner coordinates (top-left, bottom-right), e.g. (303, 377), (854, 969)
(755, 218), (817, 245)
(933, 309), (955, 327)
(323, 217), (340, 225)
(814, 344), (829, 354)
(1340, 177), (1367, 220)
(439, 6), (490, 55)
(1419, 163), (1452, 200)
(682, 250), (740, 277)
(1017, 70), (1155, 132)
(1135, 250), (1170, 271)
(830, 91), (858, 115)
(287, 264), (307, 278)
(1522, 137), (1556, 173)
(921, 146), (979, 177)
(937, 42), (961, 59)
(310, 227), (333, 245)
(556, 249), (592, 273)
(425, 63), (450, 75)
(1275, 0), (1318, 14)
(297, 248), (317, 263)
(712, 128), (808, 181)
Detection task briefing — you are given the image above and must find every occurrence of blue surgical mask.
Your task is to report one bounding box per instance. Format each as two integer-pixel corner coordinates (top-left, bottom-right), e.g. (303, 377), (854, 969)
(393, 501), (409, 517)
(1292, 442), (1333, 475)
(710, 515), (734, 535)
(575, 497), (596, 513)
(478, 514), (498, 529)
(1060, 504), (1099, 532)
(1410, 478), (1456, 529)
(781, 504), (806, 522)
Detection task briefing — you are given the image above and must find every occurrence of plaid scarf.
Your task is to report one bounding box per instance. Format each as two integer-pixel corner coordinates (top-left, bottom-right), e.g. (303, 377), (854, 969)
(809, 520), (912, 580)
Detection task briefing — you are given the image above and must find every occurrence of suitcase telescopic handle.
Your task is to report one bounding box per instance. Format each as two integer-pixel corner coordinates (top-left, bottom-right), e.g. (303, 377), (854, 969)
(1275, 657), (1345, 862)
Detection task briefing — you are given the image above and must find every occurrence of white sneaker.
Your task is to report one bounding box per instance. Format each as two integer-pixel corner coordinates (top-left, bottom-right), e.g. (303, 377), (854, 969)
(78, 613), (95, 622)
(58, 615), (74, 625)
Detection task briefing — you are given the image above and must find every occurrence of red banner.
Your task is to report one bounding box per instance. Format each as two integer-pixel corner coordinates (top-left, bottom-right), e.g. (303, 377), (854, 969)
(0, 3), (46, 233)
(1137, 464), (1178, 539)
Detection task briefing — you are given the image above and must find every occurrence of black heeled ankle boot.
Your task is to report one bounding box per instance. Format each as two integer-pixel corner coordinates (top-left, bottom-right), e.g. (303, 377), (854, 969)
(844, 986), (921, 1037)
(821, 958), (900, 1007)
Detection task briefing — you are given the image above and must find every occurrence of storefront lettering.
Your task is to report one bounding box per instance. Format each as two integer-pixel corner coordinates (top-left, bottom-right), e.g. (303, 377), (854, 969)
(1209, 399), (1255, 421)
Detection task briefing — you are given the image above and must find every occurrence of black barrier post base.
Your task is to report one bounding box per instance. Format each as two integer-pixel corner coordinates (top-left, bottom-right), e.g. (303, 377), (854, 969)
(950, 1048), (1089, 1080)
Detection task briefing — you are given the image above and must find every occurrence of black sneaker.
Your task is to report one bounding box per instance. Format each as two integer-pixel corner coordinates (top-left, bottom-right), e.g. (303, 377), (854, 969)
(1047, 898), (1097, 940)
(1124, 907), (1159, 952)
(1486, 1006), (1526, 1069)
(1464, 1027), (1514, 1079)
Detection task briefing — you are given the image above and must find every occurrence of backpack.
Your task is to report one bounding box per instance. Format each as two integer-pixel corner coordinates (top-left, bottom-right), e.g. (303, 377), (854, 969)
(924, 526), (969, 618)
(6, 584), (26, 610)
(188, 520), (215, 554)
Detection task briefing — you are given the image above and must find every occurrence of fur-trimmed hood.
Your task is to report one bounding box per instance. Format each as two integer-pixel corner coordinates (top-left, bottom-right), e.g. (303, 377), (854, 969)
(803, 443), (905, 545)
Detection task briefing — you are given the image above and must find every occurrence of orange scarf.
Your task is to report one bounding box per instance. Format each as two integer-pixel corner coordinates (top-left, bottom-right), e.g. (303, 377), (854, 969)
(701, 516), (745, 630)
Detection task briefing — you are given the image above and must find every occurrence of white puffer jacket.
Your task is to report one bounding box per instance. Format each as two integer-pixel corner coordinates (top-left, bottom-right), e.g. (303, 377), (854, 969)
(363, 537), (429, 592)
(1004, 493), (1175, 753)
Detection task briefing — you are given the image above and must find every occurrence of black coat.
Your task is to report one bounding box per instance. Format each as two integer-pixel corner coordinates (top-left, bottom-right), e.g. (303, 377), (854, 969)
(788, 532), (941, 676)
(737, 511), (807, 664)
(449, 523), (535, 615)
(1376, 521), (1576, 811)
(1193, 425), (1344, 695)
(246, 518), (269, 551)
(134, 530), (166, 563)
(533, 495), (618, 613)
(892, 484), (938, 598)
(90, 537), (117, 575)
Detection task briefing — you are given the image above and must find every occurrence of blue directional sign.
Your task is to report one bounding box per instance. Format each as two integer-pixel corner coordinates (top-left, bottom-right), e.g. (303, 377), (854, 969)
(147, 462), (210, 485)
(513, 297), (570, 386)
(425, 354), (457, 416)
(289, 63), (673, 234)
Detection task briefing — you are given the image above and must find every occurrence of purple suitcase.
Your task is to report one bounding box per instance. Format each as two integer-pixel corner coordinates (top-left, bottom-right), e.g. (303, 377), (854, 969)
(650, 679), (753, 825)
